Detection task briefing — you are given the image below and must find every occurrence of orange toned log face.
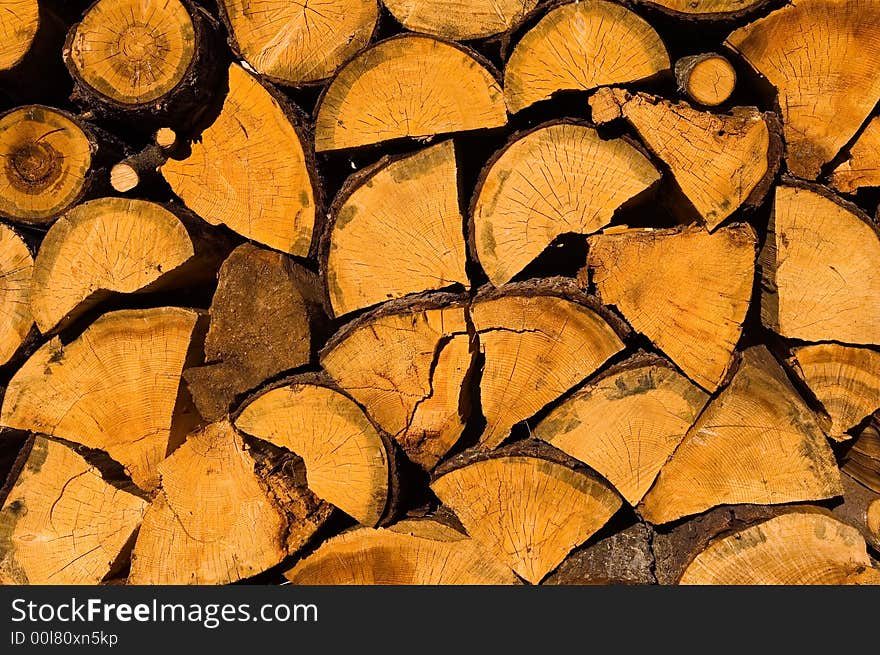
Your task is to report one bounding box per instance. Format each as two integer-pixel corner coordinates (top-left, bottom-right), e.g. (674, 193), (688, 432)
(432, 455), (622, 584)
(236, 382), (390, 526)
(680, 513), (880, 585)
(0, 224), (33, 366)
(0, 437), (146, 585)
(640, 347), (842, 525)
(327, 141), (468, 317)
(0, 0), (39, 70)
(472, 122), (659, 286)
(726, 0), (880, 179)
(221, 0), (377, 85)
(162, 63), (316, 255)
(0, 308), (200, 492)
(0, 106), (92, 225)
(315, 35), (506, 151)
(65, 0), (197, 105)
(382, 0), (536, 40)
(504, 1), (669, 114)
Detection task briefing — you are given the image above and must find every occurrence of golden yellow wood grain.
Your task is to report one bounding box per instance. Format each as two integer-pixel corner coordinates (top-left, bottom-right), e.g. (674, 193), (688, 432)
(504, 1), (668, 113)
(0, 224), (32, 366)
(0, 0), (39, 70)
(382, 0), (536, 40)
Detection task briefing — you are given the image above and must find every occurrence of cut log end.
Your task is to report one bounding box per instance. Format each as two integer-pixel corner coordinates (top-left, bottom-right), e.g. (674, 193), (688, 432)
(130, 420), (329, 584)
(503, 1), (669, 114)
(0, 0), (39, 71)
(315, 35), (506, 151)
(29, 198), (199, 333)
(383, 0), (537, 40)
(0, 436), (146, 585)
(432, 446), (622, 584)
(0, 105), (93, 224)
(1, 308), (201, 492)
(675, 53), (736, 106)
(326, 140), (468, 317)
(162, 63), (316, 255)
(235, 380), (390, 527)
(65, 0), (197, 106)
(0, 224), (33, 366)
(831, 116), (880, 194)
(472, 121), (659, 286)
(680, 513), (880, 585)
(285, 525), (519, 584)
(221, 0), (377, 86)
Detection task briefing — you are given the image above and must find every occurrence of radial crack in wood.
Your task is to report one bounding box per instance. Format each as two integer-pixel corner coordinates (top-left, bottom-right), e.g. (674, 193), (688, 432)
(183, 243), (327, 421)
(0, 307), (200, 492)
(285, 525), (520, 584)
(29, 198), (221, 333)
(129, 420), (329, 584)
(503, 0), (669, 114)
(679, 512), (880, 585)
(0, 105), (95, 225)
(790, 344), (880, 441)
(0, 0), (39, 71)
(830, 117), (880, 193)
(326, 140), (468, 317)
(609, 90), (778, 229)
(725, 0), (880, 179)
(220, 0), (377, 86)
(321, 296), (471, 469)
(0, 436), (146, 585)
(315, 35), (506, 151)
(472, 121), (659, 286)
(472, 280), (627, 449)
(587, 223), (755, 392)
(640, 346), (843, 524)
(762, 184), (880, 345)
(432, 446), (623, 584)
(162, 62), (317, 255)
(535, 354), (709, 505)
(382, 0), (535, 40)
(236, 379), (390, 526)
(0, 224), (33, 367)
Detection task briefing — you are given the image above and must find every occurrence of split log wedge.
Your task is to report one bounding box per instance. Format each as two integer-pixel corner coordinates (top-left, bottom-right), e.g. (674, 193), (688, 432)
(321, 296), (471, 469)
(219, 0), (378, 86)
(830, 117), (880, 194)
(0, 0), (38, 71)
(30, 197), (225, 333)
(0, 224), (32, 366)
(503, 0), (669, 114)
(162, 63), (317, 255)
(315, 35), (506, 151)
(325, 140), (468, 317)
(535, 354), (709, 505)
(791, 344), (880, 441)
(0, 436), (146, 584)
(285, 524), (519, 584)
(471, 280), (627, 448)
(587, 224), (755, 392)
(762, 184), (880, 345)
(633, 0), (770, 20)
(843, 423), (880, 493)
(236, 378), (390, 526)
(608, 90), (779, 229)
(381, 0), (536, 40)
(640, 346), (843, 524)
(129, 420), (330, 584)
(726, 0), (880, 179)
(0, 307), (200, 492)
(680, 512), (880, 585)
(471, 121), (659, 286)
(432, 444), (622, 584)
